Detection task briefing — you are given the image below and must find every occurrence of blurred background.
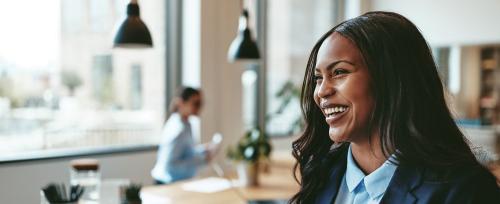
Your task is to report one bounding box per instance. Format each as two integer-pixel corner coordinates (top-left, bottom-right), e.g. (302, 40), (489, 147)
(0, 0), (499, 203)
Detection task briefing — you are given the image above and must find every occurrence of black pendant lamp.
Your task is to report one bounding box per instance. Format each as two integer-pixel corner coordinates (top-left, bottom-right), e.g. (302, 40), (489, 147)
(228, 9), (260, 62)
(114, 0), (153, 48)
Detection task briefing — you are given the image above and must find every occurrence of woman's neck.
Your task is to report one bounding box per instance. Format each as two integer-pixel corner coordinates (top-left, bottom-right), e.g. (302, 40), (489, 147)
(175, 111), (190, 122)
(350, 135), (387, 175)
(180, 114), (189, 122)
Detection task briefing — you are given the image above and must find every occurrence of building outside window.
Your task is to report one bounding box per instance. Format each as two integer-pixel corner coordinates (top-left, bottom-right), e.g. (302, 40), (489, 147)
(0, 0), (166, 158)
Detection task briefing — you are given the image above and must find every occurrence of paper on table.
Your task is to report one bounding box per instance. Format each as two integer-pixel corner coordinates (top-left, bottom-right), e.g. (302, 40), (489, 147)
(181, 177), (232, 193)
(140, 192), (173, 204)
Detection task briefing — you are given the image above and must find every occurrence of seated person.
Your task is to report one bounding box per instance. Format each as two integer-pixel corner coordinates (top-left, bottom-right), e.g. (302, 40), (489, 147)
(151, 87), (216, 184)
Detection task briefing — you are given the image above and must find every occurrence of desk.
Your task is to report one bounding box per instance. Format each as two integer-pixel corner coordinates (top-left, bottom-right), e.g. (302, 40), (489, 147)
(141, 163), (299, 203)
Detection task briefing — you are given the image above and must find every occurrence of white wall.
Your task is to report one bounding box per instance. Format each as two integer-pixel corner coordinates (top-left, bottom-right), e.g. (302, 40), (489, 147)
(0, 150), (157, 204)
(344, 0), (372, 20)
(370, 0), (500, 46)
(199, 0), (245, 158)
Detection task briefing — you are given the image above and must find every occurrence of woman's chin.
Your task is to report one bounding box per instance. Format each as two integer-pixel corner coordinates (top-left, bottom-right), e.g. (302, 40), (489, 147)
(329, 136), (347, 143)
(328, 128), (349, 143)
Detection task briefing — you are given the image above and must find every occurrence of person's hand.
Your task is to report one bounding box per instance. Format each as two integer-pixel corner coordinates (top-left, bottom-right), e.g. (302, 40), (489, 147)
(205, 133), (223, 162)
(204, 143), (218, 162)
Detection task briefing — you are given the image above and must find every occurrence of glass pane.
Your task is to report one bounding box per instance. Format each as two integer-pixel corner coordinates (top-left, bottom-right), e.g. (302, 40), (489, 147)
(266, 0), (336, 136)
(0, 0), (165, 156)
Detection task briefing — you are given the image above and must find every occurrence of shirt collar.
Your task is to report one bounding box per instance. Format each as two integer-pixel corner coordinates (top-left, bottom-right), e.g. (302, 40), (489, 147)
(345, 144), (397, 199)
(345, 145), (365, 193)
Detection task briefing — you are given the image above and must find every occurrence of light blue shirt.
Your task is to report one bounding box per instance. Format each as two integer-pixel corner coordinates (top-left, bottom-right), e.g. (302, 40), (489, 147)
(334, 145), (397, 204)
(151, 113), (206, 183)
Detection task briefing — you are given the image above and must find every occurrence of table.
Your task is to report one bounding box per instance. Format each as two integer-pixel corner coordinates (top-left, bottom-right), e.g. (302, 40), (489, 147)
(141, 154), (299, 204)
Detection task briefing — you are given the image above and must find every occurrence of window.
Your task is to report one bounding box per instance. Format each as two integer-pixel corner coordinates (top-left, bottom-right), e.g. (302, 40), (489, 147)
(265, 0), (338, 136)
(0, 0), (166, 158)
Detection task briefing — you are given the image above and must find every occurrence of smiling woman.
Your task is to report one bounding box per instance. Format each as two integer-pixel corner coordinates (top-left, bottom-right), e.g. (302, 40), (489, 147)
(290, 11), (500, 204)
(313, 33), (375, 146)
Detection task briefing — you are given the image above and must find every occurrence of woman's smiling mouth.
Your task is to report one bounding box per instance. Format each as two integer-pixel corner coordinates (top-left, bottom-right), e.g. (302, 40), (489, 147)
(323, 105), (349, 124)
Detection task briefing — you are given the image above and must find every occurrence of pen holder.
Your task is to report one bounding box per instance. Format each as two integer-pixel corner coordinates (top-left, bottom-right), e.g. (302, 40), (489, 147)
(40, 190), (78, 204)
(40, 183), (84, 204)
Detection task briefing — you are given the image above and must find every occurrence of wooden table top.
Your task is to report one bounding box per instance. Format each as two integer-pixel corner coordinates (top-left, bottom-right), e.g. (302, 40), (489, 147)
(141, 161), (299, 204)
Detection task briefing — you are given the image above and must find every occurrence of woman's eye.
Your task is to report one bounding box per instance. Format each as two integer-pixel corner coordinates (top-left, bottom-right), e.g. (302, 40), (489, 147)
(313, 75), (322, 82)
(333, 68), (349, 76)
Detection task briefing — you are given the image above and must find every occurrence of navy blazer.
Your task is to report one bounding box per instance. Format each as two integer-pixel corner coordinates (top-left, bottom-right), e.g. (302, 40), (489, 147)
(318, 145), (500, 204)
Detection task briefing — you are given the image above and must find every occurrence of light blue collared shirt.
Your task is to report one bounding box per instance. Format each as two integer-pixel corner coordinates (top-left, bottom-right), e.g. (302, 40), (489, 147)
(151, 113), (207, 183)
(334, 145), (397, 204)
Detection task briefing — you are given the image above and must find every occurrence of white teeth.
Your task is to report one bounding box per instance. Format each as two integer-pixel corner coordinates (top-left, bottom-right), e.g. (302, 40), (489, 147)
(324, 106), (347, 115)
(326, 108), (333, 114)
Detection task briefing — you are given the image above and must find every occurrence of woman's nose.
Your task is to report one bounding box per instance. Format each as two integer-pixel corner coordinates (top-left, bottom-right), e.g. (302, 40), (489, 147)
(317, 80), (335, 99)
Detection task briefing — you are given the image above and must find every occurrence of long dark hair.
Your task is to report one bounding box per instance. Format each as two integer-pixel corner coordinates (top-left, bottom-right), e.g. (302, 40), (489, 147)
(290, 11), (479, 203)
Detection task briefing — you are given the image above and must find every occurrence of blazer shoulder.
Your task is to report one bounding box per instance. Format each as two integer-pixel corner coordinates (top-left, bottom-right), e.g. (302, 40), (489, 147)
(425, 164), (496, 183)
(421, 164), (500, 203)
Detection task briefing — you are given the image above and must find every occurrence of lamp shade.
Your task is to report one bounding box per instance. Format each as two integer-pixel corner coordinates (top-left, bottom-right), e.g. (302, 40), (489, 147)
(228, 10), (260, 62)
(113, 3), (153, 48)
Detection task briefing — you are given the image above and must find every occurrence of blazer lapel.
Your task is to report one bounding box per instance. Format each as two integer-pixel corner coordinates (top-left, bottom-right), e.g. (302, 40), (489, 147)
(328, 151), (348, 201)
(381, 165), (423, 204)
(316, 144), (348, 204)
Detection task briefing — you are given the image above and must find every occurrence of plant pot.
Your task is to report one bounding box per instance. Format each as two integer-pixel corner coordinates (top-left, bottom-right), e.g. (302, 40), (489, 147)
(236, 162), (259, 186)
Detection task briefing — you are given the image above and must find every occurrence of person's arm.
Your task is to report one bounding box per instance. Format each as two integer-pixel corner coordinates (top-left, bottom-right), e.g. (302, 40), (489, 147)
(165, 136), (207, 173)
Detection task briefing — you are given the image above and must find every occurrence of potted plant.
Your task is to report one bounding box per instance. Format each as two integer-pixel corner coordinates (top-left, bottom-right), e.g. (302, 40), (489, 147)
(227, 128), (272, 186)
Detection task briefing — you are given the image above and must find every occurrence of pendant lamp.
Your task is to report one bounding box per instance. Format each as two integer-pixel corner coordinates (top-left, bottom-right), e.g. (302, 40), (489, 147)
(228, 7), (260, 62)
(113, 0), (153, 48)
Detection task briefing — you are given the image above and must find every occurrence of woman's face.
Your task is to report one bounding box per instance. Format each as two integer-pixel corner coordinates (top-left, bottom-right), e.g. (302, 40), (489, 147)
(180, 93), (203, 116)
(313, 33), (374, 143)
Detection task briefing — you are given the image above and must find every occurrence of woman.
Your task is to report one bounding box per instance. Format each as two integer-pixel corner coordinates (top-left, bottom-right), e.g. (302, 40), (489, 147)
(290, 11), (500, 203)
(151, 87), (214, 184)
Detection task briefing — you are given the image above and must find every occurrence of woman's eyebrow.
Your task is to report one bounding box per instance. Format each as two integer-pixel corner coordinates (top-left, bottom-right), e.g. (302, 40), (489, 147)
(315, 60), (354, 72)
